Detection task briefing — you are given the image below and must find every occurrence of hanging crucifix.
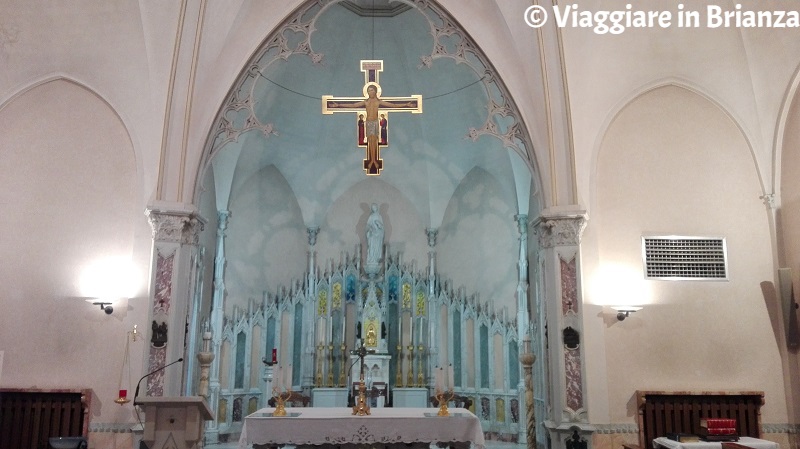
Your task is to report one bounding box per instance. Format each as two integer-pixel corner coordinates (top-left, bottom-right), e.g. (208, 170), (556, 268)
(322, 60), (422, 176)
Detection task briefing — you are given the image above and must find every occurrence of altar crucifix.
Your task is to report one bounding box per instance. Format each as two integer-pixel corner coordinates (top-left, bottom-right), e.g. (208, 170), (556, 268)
(322, 60), (422, 175)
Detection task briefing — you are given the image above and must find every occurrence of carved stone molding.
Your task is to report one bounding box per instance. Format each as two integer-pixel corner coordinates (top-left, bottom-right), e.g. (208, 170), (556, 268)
(88, 422), (135, 432)
(760, 193), (776, 209)
(534, 214), (587, 248)
(217, 210), (230, 235)
(146, 209), (205, 245)
(593, 423), (639, 434)
(762, 423), (800, 434)
(515, 214), (528, 237)
(426, 227), (438, 248)
(307, 226), (320, 246)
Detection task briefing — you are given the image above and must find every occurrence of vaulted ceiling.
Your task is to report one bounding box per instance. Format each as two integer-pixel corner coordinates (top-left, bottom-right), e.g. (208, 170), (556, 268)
(202, 0), (536, 227)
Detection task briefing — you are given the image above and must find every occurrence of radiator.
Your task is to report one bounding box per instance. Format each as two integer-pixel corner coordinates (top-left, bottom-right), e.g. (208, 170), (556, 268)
(0, 389), (90, 449)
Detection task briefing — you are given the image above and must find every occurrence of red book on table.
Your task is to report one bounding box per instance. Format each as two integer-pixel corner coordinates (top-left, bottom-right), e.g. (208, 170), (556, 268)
(700, 418), (737, 429)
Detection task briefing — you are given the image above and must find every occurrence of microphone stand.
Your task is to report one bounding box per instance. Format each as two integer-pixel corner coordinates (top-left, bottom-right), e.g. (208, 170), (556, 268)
(133, 358), (184, 406)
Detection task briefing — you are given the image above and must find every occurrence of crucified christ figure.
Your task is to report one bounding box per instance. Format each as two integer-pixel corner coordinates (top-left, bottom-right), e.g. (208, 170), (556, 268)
(330, 84), (415, 174)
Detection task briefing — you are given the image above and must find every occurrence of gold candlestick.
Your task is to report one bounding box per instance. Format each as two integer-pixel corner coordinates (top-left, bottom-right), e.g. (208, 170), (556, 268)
(395, 345), (404, 388)
(351, 344), (371, 416)
(315, 344), (324, 387)
(272, 387), (293, 417)
(339, 344), (347, 387)
(327, 344), (335, 387)
(417, 344), (425, 387)
(406, 345), (415, 387)
(352, 378), (371, 416)
(435, 389), (456, 416)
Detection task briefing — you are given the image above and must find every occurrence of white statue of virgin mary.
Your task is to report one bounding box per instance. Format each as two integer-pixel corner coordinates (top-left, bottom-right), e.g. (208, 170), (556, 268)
(365, 203), (384, 269)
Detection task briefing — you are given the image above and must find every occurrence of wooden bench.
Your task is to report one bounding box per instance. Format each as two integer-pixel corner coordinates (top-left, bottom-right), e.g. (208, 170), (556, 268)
(623, 390), (764, 449)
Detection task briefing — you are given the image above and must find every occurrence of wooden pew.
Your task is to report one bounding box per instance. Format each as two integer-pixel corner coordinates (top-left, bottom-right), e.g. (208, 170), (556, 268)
(623, 390), (764, 449)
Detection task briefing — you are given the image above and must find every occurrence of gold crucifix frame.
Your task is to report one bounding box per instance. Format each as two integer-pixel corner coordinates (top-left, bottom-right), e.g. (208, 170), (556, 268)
(322, 60), (422, 176)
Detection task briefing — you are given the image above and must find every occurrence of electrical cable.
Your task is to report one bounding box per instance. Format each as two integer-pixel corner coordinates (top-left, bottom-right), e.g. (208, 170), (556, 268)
(256, 72), (487, 102)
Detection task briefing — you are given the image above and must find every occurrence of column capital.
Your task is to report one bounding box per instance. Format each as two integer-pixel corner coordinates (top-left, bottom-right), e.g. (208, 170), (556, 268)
(760, 193), (776, 209)
(217, 210), (230, 228)
(146, 204), (206, 245)
(307, 226), (320, 246)
(425, 228), (438, 248)
(532, 211), (587, 248)
(514, 214), (529, 236)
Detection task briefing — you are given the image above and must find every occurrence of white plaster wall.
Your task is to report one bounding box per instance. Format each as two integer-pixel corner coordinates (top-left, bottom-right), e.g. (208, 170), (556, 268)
(563, 0), (800, 212)
(582, 85), (786, 424)
(777, 83), (800, 423)
(0, 79), (150, 423)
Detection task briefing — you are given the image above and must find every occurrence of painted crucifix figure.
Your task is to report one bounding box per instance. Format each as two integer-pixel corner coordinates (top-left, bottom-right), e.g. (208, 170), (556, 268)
(323, 60), (422, 175)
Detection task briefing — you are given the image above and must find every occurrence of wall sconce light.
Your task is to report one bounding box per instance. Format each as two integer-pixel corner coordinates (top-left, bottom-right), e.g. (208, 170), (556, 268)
(87, 299), (114, 315)
(79, 256), (139, 316)
(611, 306), (642, 321)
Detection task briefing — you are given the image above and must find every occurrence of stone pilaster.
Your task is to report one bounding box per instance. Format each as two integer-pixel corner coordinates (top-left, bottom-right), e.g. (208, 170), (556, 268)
(145, 206), (205, 399)
(533, 211), (595, 447)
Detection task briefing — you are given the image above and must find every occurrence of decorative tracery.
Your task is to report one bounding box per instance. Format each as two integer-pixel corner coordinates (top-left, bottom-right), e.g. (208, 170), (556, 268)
(203, 0), (533, 170)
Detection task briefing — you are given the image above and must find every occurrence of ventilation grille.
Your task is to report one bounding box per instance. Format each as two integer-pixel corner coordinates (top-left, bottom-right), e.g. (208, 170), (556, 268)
(642, 236), (728, 280)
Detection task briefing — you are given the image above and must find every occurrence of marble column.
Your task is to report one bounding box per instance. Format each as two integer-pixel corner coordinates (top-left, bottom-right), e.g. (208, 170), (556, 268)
(206, 209), (229, 444)
(515, 214), (531, 444)
(425, 227), (438, 386)
(305, 226), (320, 387)
(533, 211), (594, 447)
(197, 328), (215, 399)
(521, 337), (537, 449)
(145, 206), (205, 399)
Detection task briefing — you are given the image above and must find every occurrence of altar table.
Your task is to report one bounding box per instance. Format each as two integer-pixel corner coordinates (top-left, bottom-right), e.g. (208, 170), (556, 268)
(238, 407), (485, 449)
(653, 437), (779, 449)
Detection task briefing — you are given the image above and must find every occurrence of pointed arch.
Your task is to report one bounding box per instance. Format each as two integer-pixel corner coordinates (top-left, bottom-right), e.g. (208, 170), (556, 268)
(589, 77), (763, 216)
(0, 72), (145, 202)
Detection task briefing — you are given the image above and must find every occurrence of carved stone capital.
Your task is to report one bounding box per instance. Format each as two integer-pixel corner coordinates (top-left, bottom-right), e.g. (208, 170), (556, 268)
(217, 210), (230, 234)
(515, 214), (528, 236)
(533, 214), (587, 248)
(425, 228), (438, 248)
(146, 208), (205, 245)
(760, 193), (776, 209)
(307, 226), (320, 246)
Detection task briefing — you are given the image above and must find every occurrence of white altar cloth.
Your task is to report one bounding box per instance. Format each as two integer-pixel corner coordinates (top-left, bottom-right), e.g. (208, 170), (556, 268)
(653, 437), (779, 449)
(239, 407), (485, 449)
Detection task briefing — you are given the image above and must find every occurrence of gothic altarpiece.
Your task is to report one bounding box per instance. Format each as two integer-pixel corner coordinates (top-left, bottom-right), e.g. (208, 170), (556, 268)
(194, 0), (550, 444)
(203, 209), (529, 444)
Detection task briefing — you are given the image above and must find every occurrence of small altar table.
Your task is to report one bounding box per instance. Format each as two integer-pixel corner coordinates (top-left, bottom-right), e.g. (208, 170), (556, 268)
(239, 407), (485, 449)
(653, 437), (779, 449)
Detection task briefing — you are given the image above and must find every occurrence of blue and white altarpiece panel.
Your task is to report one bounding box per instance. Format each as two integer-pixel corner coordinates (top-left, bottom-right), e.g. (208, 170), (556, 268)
(207, 252), (528, 442)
